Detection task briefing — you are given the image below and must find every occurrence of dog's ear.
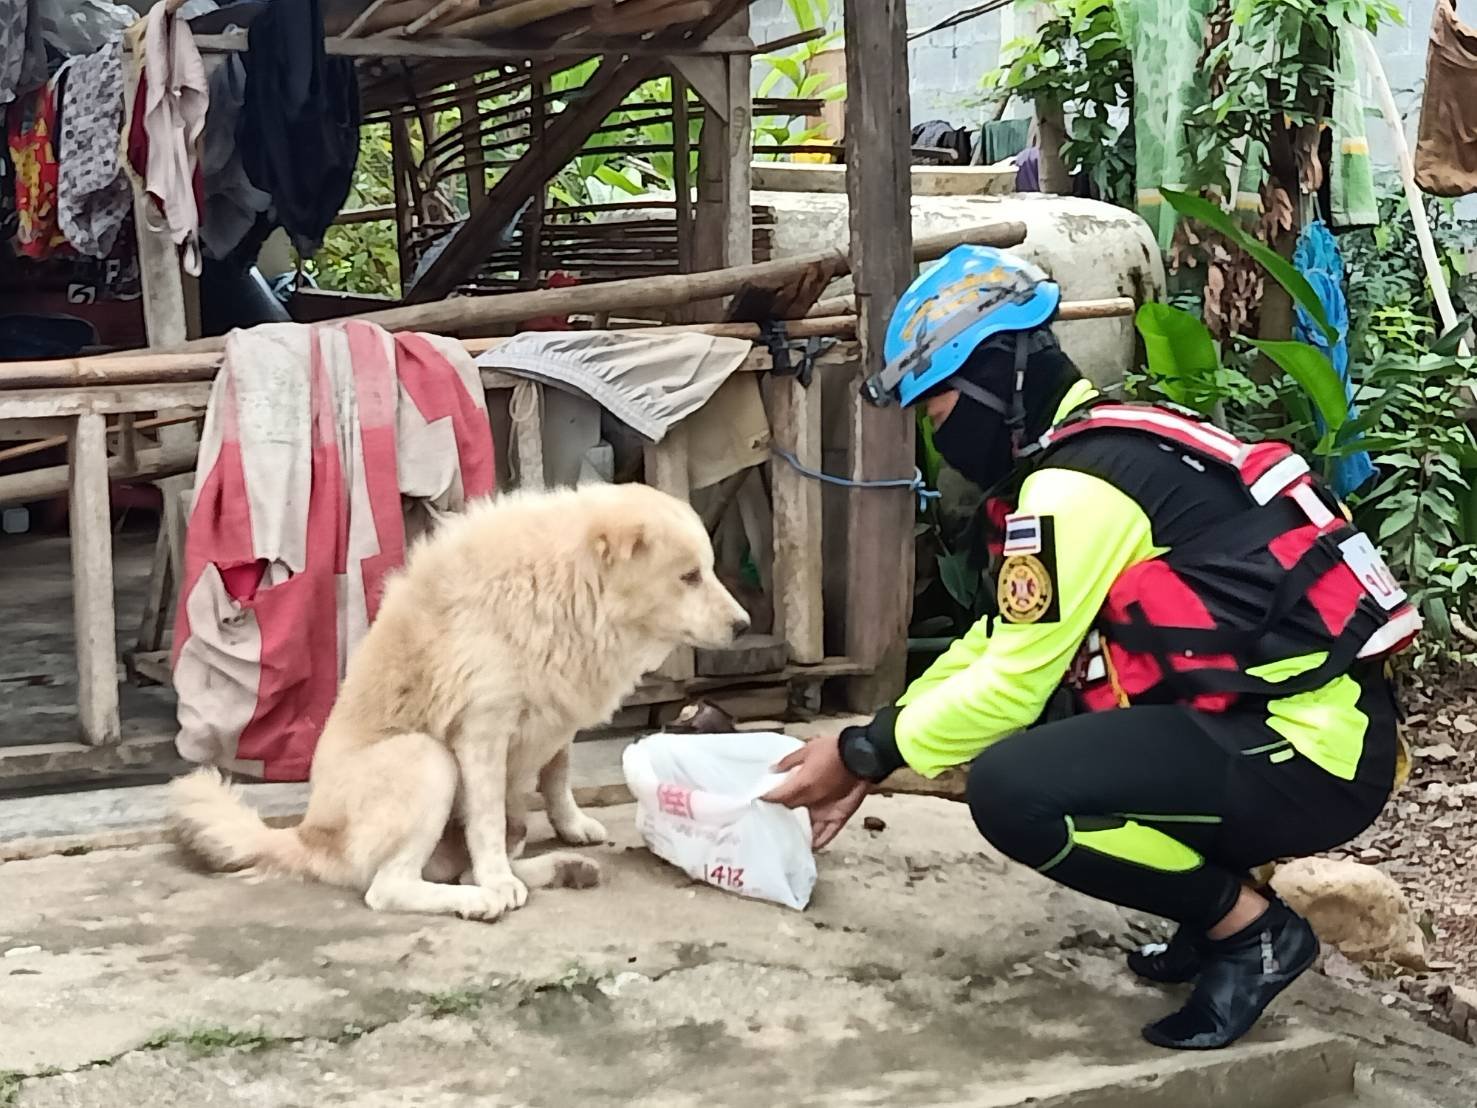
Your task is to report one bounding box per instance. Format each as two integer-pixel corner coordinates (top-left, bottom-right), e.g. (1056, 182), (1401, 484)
(593, 520), (647, 565)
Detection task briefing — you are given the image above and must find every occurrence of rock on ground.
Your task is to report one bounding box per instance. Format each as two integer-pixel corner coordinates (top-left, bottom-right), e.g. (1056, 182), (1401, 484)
(1272, 858), (1428, 969)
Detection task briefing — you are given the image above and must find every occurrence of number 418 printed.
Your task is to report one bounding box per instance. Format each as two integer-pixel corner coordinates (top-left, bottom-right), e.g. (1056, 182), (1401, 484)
(705, 864), (745, 890)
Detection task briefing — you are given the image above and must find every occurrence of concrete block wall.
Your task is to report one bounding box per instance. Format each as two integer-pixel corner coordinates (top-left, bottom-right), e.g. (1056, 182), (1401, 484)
(748, 0), (1450, 170)
(748, 0), (1004, 126)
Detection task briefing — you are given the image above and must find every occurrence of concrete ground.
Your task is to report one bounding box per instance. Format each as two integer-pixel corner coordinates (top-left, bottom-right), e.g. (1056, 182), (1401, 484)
(3, 795), (1475, 1108)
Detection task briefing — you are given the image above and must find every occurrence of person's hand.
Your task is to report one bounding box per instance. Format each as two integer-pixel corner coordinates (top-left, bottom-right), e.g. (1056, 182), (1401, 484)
(807, 780), (868, 849)
(762, 736), (856, 807)
(761, 737), (868, 849)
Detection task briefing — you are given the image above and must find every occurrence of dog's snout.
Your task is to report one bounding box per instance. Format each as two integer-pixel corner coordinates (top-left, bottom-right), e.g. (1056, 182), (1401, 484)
(730, 617), (750, 639)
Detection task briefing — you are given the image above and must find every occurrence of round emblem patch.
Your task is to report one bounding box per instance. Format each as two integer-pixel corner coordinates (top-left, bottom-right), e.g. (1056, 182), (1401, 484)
(998, 554), (1052, 624)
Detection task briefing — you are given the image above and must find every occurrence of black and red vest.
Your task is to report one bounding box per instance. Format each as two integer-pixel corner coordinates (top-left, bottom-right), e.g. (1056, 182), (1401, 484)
(986, 403), (1420, 715)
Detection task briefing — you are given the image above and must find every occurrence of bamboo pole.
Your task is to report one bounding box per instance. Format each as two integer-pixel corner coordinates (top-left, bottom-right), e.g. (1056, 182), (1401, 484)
(1354, 28), (1469, 358)
(804, 293), (1138, 322)
(143, 221), (1029, 355)
(3, 319), (854, 390)
(342, 0), (399, 35)
(434, 0), (601, 37)
(403, 0), (474, 35)
(0, 413), (201, 466)
(0, 439), (199, 509)
(2, 294), (1140, 392)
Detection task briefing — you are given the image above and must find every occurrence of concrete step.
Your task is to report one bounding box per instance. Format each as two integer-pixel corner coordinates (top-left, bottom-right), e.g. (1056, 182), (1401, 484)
(974, 1025), (1353, 1107)
(0, 732), (644, 861)
(0, 719), (905, 863)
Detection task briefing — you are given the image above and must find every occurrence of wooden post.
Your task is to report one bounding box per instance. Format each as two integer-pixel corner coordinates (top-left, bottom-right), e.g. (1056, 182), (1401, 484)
(691, 51), (752, 272)
(519, 71), (548, 290)
(685, 14), (752, 318)
(130, 201), (187, 351)
(390, 110), (415, 293)
(133, 523), (172, 664)
(769, 376), (823, 664)
(842, 0), (915, 709)
(69, 413), (121, 745)
(672, 71), (693, 275)
(461, 77), (487, 211)
(644, 424), (695, 680)
(125, 61), (195, 699)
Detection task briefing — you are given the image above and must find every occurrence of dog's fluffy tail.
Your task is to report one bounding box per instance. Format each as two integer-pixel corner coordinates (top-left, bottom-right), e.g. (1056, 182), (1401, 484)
(169, 769), (347, 884)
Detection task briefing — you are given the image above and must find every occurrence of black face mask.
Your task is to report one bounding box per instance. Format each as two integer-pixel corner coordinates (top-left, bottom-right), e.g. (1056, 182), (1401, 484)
(930, 391), (1015, 491)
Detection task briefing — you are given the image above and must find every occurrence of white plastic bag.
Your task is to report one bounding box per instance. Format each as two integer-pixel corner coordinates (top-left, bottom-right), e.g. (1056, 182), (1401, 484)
(622, 731), (816, 910)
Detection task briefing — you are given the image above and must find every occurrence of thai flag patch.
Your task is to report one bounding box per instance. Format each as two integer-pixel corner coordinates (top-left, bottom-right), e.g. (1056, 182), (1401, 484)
(1002, 513), (1043, 555)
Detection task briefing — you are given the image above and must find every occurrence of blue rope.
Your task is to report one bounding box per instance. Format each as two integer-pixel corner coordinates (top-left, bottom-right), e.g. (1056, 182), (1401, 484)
(771, 446), (941, 511)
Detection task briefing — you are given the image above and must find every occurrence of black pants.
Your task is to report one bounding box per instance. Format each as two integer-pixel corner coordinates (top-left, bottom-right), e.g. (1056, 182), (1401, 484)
(965, 675), (1397, 929)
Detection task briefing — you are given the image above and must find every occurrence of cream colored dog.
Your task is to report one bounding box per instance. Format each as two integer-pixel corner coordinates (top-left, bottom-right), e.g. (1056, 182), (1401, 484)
(169, 483), (749, 921)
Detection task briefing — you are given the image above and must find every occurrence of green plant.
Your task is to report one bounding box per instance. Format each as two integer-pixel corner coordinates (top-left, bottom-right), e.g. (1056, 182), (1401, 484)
(141, 1025), (278, 1058)
(1344, 172), (1477, 362)
(1182, 0), (1401, 194)
(1137, 190), (1348, 434)
(420, 988), (491, 1019)
(1342, 327), (1477, 627)
(305, 124), (401, 296)
(754, 0), (846, 155)
(910, 411), (992, 641)
(1135, 191), (1477, 646)
(981, 0), (1134, 204)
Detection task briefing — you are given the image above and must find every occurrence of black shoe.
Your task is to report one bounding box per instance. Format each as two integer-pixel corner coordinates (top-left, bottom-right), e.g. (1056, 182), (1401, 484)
(1141, 901), (1319, 1050)
(1127, 923), (1203, 984)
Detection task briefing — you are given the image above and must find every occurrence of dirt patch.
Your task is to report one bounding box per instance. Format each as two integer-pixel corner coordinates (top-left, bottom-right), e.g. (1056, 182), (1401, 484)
(1319, 682), (1477, 1042)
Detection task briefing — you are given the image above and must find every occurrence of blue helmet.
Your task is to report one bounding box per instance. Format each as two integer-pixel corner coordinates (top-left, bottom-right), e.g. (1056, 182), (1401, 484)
(863, 245), (1060, 408)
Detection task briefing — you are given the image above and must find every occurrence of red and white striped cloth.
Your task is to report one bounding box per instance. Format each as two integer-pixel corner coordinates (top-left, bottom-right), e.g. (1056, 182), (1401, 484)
(171, 321), (495, 781)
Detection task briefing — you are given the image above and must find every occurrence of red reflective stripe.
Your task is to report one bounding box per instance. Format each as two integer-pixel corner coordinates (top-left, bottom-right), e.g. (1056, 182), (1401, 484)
(1268, 521), (1322, 570)
(1307, 565), (1365, 637)
(1047, 406), (1245, 463)
(1241, 442), (1299, 487)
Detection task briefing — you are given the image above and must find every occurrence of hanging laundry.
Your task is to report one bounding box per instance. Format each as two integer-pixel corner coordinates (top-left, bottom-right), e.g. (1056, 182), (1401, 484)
(1015, 145), (1040, 192)
(238, 0), (360, 256)
(1115, 0), (1215, 249)
(911, 119), (973, 165)
(1, 0), (29, 106)
(980, 118), (1031, 166)
(1415, 0), (1477, 198)
(0, 120), (14, 239)
(200, 51), (269, 263)
(7, 69), (68, 259)
(1, 0), (46, 108)
(122, 3), (207, 275)
(1292, 221), (1374, 500)
(476, 329), (754, 443)
(171, 322), (496, 782)
(57, 38), (129, 258)
(1328, 22), (1377, 228)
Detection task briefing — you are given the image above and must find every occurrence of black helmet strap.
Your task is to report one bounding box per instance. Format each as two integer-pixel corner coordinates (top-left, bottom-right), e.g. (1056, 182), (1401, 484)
(949, 331), (1033, 457)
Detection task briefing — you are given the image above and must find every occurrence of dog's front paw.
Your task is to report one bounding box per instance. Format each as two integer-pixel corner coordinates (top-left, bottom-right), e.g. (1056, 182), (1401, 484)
(460, 873), (528, 921)
(553, 812), (608, 846)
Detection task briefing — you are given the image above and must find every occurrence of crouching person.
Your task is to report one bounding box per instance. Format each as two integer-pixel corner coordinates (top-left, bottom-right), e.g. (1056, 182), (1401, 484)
(765, 247), (1417, 1049)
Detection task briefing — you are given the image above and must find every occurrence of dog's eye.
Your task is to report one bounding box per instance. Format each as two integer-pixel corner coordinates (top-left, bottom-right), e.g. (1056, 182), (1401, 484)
(681, 569), (702, 587)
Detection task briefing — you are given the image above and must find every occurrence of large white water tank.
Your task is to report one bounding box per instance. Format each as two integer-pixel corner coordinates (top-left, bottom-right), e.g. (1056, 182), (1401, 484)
(757, 191), (1165, 388)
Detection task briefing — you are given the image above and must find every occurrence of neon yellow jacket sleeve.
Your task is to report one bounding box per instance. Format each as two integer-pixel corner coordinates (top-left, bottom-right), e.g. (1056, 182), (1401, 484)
(897, 614), (995, 705)
(894, 467), (1161, 777)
